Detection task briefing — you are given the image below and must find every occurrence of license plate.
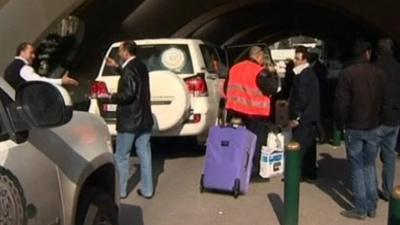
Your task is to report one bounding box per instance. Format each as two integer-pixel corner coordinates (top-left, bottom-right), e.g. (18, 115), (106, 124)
(103, 104), (117, 112)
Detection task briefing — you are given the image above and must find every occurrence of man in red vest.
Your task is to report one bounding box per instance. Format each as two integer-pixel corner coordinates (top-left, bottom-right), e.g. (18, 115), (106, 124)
(226, 46), (279, 180)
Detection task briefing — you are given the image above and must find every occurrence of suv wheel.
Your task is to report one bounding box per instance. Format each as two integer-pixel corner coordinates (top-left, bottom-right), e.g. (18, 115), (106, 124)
(76, 188), (118, 225)
(0, 167), (26, 225)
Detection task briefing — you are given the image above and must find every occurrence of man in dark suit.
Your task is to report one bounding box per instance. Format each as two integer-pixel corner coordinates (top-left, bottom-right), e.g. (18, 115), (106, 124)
(101, 41), (154, 199)
(289, 46), (320, 180)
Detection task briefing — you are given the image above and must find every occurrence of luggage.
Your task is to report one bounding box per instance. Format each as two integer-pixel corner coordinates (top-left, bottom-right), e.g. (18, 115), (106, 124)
(266, 132), (285, 151)
(266, 127), (292, 149)
(259, 131), (289, 178)
(200, 125), (257, 198)
(259, 147), (284, 178)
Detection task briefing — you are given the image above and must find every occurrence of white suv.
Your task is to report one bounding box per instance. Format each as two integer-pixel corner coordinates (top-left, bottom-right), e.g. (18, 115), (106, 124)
(0, 80), (118, 225)
(89, 39), (225, 144)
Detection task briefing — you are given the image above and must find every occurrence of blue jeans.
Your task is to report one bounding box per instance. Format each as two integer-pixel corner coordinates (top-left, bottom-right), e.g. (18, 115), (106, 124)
(115, 132), (153, 197)
(377, 125), (399, 198)
(344, 129), (379, 215)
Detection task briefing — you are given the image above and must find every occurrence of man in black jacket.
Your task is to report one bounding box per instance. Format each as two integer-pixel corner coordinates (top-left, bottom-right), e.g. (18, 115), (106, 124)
(374, 38), (400, 201)
(289, 46), (320, 181)
(101, 41), (154, 199)
(335, 41), (386, 220)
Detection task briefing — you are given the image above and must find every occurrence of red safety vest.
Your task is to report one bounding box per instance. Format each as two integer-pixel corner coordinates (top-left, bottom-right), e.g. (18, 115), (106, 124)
(226, 60), (271, 117)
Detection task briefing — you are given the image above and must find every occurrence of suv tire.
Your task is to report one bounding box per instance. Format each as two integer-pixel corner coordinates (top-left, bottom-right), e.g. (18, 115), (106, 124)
(76, 188), (118, 225)
(0, 166), (26, 225)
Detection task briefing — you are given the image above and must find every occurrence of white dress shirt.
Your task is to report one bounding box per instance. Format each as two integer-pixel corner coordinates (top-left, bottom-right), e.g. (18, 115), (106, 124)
(16, 56), (62, 85)
(121, 56), (135, 69)
(293, 63), (310, 75)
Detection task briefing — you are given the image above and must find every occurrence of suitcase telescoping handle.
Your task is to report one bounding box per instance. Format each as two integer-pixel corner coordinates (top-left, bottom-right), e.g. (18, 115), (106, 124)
(220, 117), (244, 129)
(220, 124), (238, 129)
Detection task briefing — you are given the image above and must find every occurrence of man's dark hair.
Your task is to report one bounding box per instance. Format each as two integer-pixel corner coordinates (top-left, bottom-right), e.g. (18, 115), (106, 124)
(309, 52), (319, 63)
(377, 38), (393, 55)
(16, 42), (32, 56)
(121, 41), (137, 55)
(353, 40), (371, 57)
(295, 46), (310, 62)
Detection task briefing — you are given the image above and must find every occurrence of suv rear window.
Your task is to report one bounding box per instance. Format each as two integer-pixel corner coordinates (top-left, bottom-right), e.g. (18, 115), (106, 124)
(102, 44), (194, 76)
(200, 44), (227, 78)
(200, 44), (218, 73)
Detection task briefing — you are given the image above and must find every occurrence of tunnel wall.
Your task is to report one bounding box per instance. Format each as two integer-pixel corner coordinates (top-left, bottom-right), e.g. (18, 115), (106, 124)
(1, 0), (399, 81)
(0, 0), (85, 74)
(122, 0), (400, 44)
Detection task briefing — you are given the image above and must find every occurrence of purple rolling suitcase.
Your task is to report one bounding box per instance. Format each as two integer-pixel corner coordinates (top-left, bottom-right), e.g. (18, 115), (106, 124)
(200, 126), (257, 198)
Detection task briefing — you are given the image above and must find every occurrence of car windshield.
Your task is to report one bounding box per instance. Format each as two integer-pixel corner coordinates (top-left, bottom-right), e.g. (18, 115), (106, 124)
(102, 44), (194, 76)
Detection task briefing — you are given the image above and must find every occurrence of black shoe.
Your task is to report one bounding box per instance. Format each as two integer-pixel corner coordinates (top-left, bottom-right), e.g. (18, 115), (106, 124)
(340, 210), (366, 220)
(302, 173), (318, 181)
(367, 210), (376, 218)
(378, 190), (389, 202)
(137, 190), (153, 199)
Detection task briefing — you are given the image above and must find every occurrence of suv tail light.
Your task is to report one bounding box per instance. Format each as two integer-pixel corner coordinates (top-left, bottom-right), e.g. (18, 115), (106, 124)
(187, 113), (201, 123)
(90, 81), (109, 98)
(184, 73), (208, 97)
(185, 111), (201, 124)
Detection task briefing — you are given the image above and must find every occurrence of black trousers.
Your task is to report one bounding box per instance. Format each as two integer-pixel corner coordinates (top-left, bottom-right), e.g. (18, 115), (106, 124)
(293, 123), (317, 179)
(242, 117), (272, 174)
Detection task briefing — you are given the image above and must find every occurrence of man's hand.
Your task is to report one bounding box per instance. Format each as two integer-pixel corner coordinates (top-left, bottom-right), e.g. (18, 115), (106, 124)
(275, 61), (287, 77)
(106, 57), (119, 68)
(61, 72), (79, 86)
(289, 120), (300, 128)
(96, 93), (112, 103)
(267, 63), (276, 73)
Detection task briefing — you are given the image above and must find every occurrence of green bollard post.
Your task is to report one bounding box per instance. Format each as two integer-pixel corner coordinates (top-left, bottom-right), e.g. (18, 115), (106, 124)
(284, 141), (302, 225)
(388, 185), (400, 225)
(332, 124), (341, 146)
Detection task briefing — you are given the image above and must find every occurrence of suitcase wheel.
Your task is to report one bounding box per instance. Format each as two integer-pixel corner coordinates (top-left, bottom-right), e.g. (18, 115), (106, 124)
(200, 174), (205, 193)
(233, 179), (240, 198)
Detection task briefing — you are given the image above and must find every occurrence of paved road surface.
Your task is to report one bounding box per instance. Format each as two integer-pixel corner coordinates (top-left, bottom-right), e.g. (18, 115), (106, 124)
(119, 139), (400, 225)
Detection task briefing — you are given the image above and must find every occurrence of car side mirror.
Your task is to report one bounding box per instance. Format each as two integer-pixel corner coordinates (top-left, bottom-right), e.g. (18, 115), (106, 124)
(0, 82), (73, 144)
(15, 81), (73, 127)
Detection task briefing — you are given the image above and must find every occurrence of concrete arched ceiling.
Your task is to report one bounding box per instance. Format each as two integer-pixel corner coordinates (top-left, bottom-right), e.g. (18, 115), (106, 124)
(184, 2), (369, 46)
(121, 0), (399, 44)
(1, 0), (399, 78)
(0, 0), (86, 73)
(66, 0), (398, 77)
